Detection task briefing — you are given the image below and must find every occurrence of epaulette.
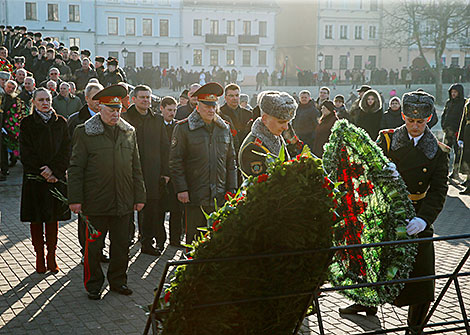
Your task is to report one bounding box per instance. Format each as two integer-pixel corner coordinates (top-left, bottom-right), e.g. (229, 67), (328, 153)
(176, 118), (189, 124)
(438, 141), (451, 153)
(379, 128), (395, 134)
(254, 138), (263, 148)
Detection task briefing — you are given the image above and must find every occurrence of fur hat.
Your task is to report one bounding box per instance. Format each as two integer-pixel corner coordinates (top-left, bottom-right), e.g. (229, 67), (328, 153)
(0, 71), (11, 80)
(260, 91), (298, 121)
(402, 91), (434, 119)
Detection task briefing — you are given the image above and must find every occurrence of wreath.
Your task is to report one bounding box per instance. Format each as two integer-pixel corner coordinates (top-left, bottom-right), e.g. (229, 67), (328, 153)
(159, 147), (338, 334)
(323, 120), (418, 306)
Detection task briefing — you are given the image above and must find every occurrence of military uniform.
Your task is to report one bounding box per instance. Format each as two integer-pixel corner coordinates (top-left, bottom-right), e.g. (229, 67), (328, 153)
(377, 91), (449, 333)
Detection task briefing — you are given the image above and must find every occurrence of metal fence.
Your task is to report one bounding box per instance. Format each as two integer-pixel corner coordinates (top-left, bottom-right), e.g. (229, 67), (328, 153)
(143, 233), (470, 335)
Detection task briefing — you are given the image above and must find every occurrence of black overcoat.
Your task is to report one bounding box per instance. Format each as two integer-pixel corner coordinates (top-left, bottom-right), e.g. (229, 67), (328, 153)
(19, 110), (71, 222)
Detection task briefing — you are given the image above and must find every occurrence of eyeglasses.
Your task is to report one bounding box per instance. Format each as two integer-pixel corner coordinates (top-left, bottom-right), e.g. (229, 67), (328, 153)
(50, 73), (58, 75)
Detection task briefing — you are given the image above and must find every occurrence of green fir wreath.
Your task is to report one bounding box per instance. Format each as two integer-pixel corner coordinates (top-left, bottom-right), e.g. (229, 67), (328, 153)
(159, 148), (339, 335)
(323, 120), (418, 306)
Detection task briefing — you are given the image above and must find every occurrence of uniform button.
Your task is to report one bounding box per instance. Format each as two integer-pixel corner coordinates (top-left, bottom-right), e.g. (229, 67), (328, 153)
(423, 168), (427, 173)
(418, 181), (423, 185)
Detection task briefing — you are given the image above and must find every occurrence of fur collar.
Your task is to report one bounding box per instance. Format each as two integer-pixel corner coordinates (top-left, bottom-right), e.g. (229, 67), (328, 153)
(359, 89), (382, 114)
(187, 110), (228, 131)
(390, 124), (438, 159)
(84, 113), (134, 136)
(251, 117), (282, 155)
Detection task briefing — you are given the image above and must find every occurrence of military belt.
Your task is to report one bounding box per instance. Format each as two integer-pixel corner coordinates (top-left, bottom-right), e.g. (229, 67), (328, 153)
(408, 191), (427, 201)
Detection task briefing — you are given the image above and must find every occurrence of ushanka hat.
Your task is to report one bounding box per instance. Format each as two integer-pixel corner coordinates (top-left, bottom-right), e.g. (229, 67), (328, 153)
(260, 91), (298, 121)
(402, 91), (434, 119)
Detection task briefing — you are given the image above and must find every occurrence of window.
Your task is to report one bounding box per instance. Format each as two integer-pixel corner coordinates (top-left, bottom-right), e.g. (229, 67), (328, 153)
(227, 20), (235, 36)
(369, 26), (377, 39)
(160, 52), (169, 68)
(368, 55), (376, 69)
(210, 20), (219, 35)
(370, 0), (378, 11)
(193, 19), (202, 36)
(354, 55), (362, 69)
(354, 26), (363, 40)
(242, 50), (251, 66)
(69, 37), (80, 49)
(340, 25), (348, 39)
(69, 4), (79, 22)
(325, 25), (333, 39)
(465, 56), (470, 67)
(143, 19), (152, 36)
(143, 52), (153, 67)
(160, 19), (169, 37)
(25, 2), (37, 20)
(108, 17), (118, 35)
(108, 51), (119, 59)
(210, 50), (218, 66)
(193, 49), (202, 66)
(259, 50), (267, 66)
(451, 56), (459, 66)
(259, 21), (267, 37)
(325, 55), (333, 70)
(47, 3), (59, 21)
(127, 52), (136, 68)
(126, 18), (136, 36)
(339, 55), (348, 69)
(243, 21), (251, 35)
(226, 50), (235, 66)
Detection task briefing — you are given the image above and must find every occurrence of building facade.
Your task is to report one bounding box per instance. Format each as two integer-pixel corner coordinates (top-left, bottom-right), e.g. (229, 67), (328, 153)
(0, 0), (96, 54)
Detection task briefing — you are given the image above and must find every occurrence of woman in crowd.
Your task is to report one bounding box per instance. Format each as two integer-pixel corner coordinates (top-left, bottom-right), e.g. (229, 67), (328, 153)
(312, 100), (338, 157)
(381, 96), (404, 130)
(19, 88), (71, 274)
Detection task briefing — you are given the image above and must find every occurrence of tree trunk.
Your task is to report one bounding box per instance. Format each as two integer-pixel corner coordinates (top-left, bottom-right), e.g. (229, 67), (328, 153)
(434, 65), (443, 105)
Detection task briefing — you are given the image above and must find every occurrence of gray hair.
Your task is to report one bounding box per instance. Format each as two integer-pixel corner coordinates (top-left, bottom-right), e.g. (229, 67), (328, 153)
(49, 67), (60, 74)
(85, 83), (104, 97)
(32, 87), (51, 100)
(299, 90), (311, 96)
(24, 76), (35, 84)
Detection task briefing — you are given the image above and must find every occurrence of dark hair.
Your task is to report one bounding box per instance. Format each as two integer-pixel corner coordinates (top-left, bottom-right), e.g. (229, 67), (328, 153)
(320, 86), (330, 94)
(161, 96), (177, 108)
(32, 87), (52, 100)
(333, 94), (344, 102)
(0, 46), (7, 52)
(133, 84), (152, 97)
(225, 83), (240, 93)
(320, 100), (335, 112)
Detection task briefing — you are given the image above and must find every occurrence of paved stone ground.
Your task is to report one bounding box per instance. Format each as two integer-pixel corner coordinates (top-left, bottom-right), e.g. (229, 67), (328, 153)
(1, 162), (469, 334)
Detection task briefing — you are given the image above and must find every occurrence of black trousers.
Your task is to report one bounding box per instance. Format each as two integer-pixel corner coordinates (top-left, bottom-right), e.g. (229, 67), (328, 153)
(0, 136), (8, 175)
(168, 208), (183, 244)
(141, 198), (166, 248)
(406, 302), (431, 335)
(84, 214), (130, 293)
(184, 205), (214, 244)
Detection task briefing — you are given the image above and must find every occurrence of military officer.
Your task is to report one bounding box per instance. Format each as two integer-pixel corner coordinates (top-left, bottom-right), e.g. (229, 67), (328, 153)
(340, 91), (449, 335)
(238, 91), (298, 177)
(169, 82), (237, 244)
(68, 84), (146, 300)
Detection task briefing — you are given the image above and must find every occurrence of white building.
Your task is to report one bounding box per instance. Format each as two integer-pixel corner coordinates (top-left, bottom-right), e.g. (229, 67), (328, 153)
(95, 0), (181, 68)
(180, 0), (278, 83)
(0, 0), (96, 53)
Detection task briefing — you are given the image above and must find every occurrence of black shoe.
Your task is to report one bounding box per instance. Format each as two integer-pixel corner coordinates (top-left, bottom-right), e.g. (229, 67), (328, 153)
(460, 187), (470, 195)
(110, 284), (133, 296)
(141, 246), (161, 256)
(8, 157), (17, 168)
(339, 303), (378, 316)
(87, 291), (101, 300)
(100, 254), (110, 263)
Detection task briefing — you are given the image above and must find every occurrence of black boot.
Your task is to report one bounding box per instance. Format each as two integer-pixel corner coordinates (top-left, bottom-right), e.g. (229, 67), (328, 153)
(339, 303), (378, 316)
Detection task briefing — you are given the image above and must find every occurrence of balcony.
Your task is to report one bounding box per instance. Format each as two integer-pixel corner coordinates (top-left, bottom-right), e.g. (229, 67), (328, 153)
(238, 35), (259, 44)
(205, 34), (227, 44)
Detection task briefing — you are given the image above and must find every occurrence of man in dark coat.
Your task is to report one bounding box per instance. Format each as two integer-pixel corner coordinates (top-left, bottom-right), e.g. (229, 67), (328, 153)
(219, 83), (252, 153)
(458, 99), (470, 194)
(73, 57), (97, 91)
(239, 91), (297, 177)
(349, 85), (371, 121)
(341, 91), (449, 335)
(292, 90), (320, 151)
(68, 85), (146, 300)
(441, 83), (465, 178)
(175, 83), (200, 120)
(160, 96), (183, 246)
(122, 85), (170, 255)
(169, 82), (237, 244)
(94, 56), (106, 85)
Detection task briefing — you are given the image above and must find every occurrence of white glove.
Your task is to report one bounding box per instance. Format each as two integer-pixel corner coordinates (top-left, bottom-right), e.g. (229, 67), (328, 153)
(458, 140), (464, 148)
(384, 162), (400, 179)
(406, 217), (427, 235)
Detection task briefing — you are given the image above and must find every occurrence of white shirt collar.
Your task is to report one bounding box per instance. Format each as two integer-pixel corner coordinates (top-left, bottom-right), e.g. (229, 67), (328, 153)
(164, 120), (173, 125)
(408, 132), (424, 146)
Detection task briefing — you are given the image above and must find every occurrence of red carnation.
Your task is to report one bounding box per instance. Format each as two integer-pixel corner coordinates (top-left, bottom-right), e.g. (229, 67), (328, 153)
(212, 220), (220, 232)
(164, 291), (171, 303)
(257, 174), (268, 183)
(224, 191), (235, 201)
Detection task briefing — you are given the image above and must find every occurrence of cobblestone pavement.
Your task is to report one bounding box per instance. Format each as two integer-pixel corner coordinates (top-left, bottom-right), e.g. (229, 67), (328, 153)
(1, 163), (469, 334)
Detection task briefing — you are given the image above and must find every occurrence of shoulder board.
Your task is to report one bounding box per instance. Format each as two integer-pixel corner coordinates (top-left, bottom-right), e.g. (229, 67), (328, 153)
(176, 118), (189, 125)
(438, 141), (451, 153)
(254, 138), (263, 147)
(379, 128), (395, 134)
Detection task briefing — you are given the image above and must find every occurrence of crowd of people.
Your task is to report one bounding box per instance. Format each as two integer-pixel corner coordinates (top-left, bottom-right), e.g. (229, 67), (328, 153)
(1, 24), (470, 334)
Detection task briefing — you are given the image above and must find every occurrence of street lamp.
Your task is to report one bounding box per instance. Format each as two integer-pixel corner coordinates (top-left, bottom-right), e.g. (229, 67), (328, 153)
(318, 52), (324, 71)
(285, 56), (288, 86)
(121, 47), (129, 67)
